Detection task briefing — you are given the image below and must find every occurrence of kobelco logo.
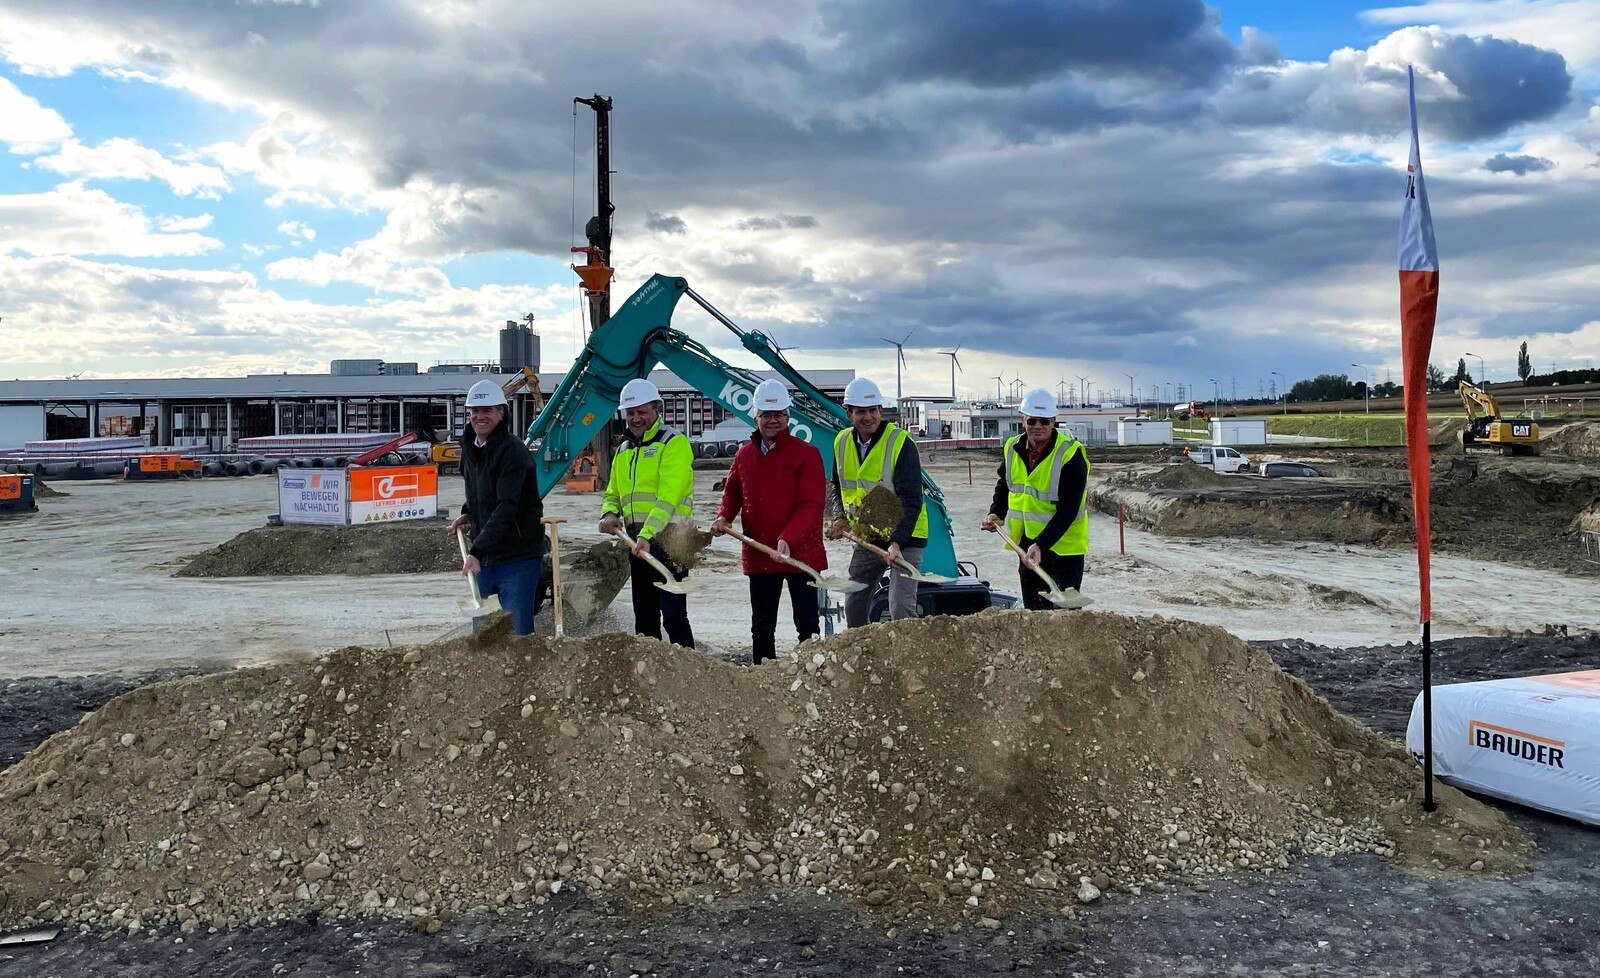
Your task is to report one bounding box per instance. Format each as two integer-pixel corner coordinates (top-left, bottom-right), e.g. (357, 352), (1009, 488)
(718, 380), (812, 442)
(375, 473), (420, 499)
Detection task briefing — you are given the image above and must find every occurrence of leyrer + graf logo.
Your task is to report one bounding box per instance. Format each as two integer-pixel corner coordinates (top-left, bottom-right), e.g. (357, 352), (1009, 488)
(375, 473), (420, 499)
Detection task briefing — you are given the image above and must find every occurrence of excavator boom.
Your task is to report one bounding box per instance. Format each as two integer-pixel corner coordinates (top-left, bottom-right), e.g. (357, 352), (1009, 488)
(523, 274), (963, 577)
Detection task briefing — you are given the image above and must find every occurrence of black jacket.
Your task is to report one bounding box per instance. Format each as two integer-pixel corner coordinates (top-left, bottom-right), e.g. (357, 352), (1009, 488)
(461, 420), (543, 566)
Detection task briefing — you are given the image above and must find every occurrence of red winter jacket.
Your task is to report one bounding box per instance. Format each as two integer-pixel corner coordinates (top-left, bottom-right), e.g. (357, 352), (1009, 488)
(717, 430), (828, 575)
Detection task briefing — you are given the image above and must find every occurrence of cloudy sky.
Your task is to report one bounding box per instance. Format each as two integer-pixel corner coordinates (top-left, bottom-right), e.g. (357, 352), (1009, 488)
(2, 0), (1597, 403)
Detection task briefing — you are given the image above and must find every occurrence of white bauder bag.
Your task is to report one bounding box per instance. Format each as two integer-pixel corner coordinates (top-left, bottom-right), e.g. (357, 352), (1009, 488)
(1407, 670), (1600, 826)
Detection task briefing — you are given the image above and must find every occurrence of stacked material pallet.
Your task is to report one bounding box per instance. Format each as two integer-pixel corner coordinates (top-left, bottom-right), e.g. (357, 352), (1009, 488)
(24, 436), (145, 454)
(237, 433), (401, 454)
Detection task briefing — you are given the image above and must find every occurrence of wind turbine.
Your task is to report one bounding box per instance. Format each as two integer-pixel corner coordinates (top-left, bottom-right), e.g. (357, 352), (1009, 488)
(991, 375), (1004, 401)
(880, 330), (914, 407)
(1056, 376), (1072, 407)
(1075, 375), (1088, 409)
(1010, 375), (1026, 401)
(936, 345), (962, 399)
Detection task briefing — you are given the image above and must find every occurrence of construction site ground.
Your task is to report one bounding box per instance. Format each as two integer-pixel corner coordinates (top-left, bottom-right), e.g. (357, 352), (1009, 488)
(2, 452), (1596, 677)
(1, 626), (1595, 976)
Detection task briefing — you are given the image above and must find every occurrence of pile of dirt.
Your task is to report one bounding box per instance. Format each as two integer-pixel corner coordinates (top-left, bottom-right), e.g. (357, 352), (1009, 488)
(1096, 460), (1600, 575)
(1094, 465), (1406, 545)
(1111, 463), (1231, 491)
(34, 480), (67, 498)
(176, 521), (458, 577)
(0, 612), (1529, 936)
(1427, 417), (1467, 445)
(852, 485), (904, 541)
(560, 541), (631, 625)
(1543, 421), (1600, 458)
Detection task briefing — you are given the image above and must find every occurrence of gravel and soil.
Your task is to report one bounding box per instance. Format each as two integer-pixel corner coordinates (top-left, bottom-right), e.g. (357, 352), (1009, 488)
(32, 481), (66, 499)
(176, 520), (459, 577)
(1093, 456), (1600, 576)
(0, 623), (1595, 976)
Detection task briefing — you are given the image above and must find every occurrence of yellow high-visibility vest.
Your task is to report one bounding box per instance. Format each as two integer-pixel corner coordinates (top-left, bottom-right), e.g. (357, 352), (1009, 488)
(602, 418), (694, 539)
(834, 423), (928, 539)
(1003, 432), (1090, 556)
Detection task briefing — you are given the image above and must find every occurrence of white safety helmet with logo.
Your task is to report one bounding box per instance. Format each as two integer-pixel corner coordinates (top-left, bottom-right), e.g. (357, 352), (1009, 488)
(1019, 388), (1057, 419)
(619, 378), (663, 410)
(842, 377), (884, 408)
(466, 379), (508, 407)
(753, 379), (793, 411)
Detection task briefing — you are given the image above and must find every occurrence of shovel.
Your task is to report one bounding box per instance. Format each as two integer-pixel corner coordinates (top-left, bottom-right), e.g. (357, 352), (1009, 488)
(722, 526), (865, 594)
(455, 528), (503, 619)
(841, 530), (958, 584)
(609, 526), (695, 595)
(541, 516), (567, 636)
(994, 526), (1092, 610)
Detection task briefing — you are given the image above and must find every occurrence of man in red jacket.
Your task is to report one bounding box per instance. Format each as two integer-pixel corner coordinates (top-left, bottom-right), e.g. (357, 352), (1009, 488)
(710, 379), (828, 665)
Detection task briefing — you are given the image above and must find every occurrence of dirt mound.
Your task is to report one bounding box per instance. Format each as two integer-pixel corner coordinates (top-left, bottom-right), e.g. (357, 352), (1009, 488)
(1107, 463), (1231, 491)
(177, 521), (458, 577)
(34, 480), (67, 498)
(1430, 461), (1600, 574)
(0, 612), (1528, 935)
(1428, 417), (1467, 445)
(1543, 422), (1600, 458)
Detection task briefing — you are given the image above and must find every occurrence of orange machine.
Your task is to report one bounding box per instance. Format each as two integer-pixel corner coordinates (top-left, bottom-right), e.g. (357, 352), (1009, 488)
(124, 454), (201, 479)
(0, 473), (37, 513)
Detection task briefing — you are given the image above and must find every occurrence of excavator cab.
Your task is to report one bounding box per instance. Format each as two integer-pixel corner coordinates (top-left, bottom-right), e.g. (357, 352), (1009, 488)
(1458, 380), (1540, 456)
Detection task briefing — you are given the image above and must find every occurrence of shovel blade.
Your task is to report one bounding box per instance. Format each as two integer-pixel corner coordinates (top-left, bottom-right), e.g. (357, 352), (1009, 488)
(457, 595), (503, 618)
(653, 581), (694, 594)
(910, 571), (958, 584)
(1045, 588), (1092, 610)
(811, 576), (866, 594)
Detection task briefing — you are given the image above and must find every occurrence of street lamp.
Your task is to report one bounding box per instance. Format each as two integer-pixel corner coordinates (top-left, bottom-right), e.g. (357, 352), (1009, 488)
(1124, 373), (1136, 414)
(1350, 363), (1372, 414)
(1464, 351), (1486, 387)
(1270, 370), (1286, 415)
(1209, 377), (1221, 422)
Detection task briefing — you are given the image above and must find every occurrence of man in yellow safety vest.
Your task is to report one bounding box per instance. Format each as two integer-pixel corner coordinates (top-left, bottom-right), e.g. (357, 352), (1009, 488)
(825, 377), (927, 625)
(981, 388), (1091, 609)
(599, 378), (697, 647)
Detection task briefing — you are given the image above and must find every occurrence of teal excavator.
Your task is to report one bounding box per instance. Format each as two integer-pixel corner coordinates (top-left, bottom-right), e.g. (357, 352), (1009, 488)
(523, 274), (1014, 619)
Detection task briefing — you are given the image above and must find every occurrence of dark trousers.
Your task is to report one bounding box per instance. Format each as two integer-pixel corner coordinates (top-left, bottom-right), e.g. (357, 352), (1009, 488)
(629, 548), (695, 649)
(476, 558), (542, 636)
(1020, 550), (1085, 611)
(749, 573), (820, 665)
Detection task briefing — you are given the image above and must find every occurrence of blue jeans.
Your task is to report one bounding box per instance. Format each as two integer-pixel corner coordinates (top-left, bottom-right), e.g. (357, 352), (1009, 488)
(476, 558), (542, 636)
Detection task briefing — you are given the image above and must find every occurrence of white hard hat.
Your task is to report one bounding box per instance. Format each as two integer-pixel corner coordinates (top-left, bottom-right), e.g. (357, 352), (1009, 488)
(619, 378), (662, 410)
(1020, 388), (1057, 419)
(753, 379), (793, 411)
(466, 379), (507, 407)
(843, 377), (884, 408)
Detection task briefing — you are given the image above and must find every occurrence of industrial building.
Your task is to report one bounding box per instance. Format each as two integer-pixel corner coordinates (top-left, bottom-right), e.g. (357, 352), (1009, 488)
(924, 403), (1131, 445)
(0, 321), (853, 452)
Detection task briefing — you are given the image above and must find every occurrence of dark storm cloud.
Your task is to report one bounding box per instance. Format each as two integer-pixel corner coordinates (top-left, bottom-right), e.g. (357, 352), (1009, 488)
(646, 213), (687, 235)
(3, 0), (1594, 382)
(1483, 153), (1554, 175)
(819, 0), (1236, 89)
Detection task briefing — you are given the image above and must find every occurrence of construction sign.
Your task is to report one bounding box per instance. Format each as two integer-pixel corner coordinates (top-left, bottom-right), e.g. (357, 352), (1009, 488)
(348, 464), (438, 524)
(277, 468), (347, 525)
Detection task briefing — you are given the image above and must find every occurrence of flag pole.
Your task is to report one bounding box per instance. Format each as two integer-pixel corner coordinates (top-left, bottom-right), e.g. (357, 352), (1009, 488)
(1422, 620), (1435, 811)
(1398, 64), (1440, 813)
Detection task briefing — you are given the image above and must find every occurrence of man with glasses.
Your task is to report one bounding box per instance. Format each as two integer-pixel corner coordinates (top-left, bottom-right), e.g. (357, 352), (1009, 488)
(981, 388), (1091, 609)
(825, 377), (927, 625)
(710, 380), (827, 664)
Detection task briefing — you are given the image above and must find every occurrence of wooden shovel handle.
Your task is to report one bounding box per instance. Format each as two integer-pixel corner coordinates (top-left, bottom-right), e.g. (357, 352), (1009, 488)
(724, 526), (815, 575)
(995, 527), (1061, 591)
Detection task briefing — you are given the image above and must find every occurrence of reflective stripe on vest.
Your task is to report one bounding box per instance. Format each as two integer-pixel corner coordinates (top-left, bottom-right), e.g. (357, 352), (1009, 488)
(834, 423), (929, 539)
(1003, 433), (1089, 556)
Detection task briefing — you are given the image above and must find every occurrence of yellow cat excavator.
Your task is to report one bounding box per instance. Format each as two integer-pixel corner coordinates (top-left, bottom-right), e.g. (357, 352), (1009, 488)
(1458, 379), (1540, 455)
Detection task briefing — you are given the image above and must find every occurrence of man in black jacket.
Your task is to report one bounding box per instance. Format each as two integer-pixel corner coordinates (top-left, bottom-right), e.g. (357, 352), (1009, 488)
(446, 380), (543, 634)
